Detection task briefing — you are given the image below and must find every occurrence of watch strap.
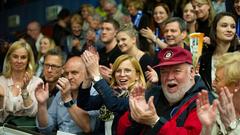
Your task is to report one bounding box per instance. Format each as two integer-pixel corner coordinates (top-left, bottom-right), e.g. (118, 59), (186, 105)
(64, 100), (75, 108)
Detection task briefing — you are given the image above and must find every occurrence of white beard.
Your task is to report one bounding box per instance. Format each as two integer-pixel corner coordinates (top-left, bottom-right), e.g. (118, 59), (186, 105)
(162, 79), (194, 104)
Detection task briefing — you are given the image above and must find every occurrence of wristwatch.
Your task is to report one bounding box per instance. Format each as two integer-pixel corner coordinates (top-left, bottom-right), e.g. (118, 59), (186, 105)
(227, 119), (239, 131)
(21, 91), (29, 99)
(64, 100), (75, 108)
(93, 75), (102, 83)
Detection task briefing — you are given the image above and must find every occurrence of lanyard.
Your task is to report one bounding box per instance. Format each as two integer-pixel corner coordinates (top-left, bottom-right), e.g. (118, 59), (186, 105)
(133, 11), (143, 28)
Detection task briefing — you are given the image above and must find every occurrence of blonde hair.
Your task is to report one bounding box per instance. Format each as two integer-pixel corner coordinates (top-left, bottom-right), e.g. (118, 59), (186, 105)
(117, 24), (138, 38)
(110, 54), (146, 90)
(70, 14), (83, 26)
(38, 36), (56, 59)
(127, 0), (143, 10)
(3, 40), (35, 78)
(215, 52), (240, 86)
(194, 0), (215, 26)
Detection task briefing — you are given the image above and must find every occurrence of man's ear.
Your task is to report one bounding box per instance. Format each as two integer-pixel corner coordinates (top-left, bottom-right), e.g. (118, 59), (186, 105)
(190, 66), (195, 79)
(181, 31), (187, 40)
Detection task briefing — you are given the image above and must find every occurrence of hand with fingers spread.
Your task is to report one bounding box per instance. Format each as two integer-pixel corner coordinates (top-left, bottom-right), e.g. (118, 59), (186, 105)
(145, 65), (158, 84)
(35, 83), (49, 105)
(196, 90), (218, 128)
(99, 64), (112, 81)
(140, 27), (155, 42)
(217, 87), (237, 128)
(129, 85), (159, 126)
(81, 50), (101, 79)
(56, 77), (72, 102)
(22, 72), (31, 90)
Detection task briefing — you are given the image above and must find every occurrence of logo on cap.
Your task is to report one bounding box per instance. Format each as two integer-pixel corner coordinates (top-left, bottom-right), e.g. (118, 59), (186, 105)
(163, 50), (173, 60)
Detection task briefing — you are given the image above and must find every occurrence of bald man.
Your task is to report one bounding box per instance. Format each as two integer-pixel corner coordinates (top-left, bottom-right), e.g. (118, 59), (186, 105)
(35, 56), (99, 134)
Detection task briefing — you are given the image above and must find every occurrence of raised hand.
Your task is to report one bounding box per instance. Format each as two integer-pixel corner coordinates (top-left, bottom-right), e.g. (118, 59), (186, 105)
(140, 27), (154, 41)
(217, 87), (237, 128)
(22, 72), (31, 90)
(196, 90), (218, 128)
(145, 65), (158, 84)
(129, 85), (159, 126)
(99, 64), (112, 81)
(81, 50), (100, 79)
(35, 83), (49, 105)
(56, 77), (72, 102)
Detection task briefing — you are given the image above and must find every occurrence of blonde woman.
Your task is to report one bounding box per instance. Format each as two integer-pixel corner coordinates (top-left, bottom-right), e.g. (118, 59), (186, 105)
(197, 51), (240, 135)
(80, 52), (146, 135)
(0, 40), (43, 125)
(36, 36), (56, 77)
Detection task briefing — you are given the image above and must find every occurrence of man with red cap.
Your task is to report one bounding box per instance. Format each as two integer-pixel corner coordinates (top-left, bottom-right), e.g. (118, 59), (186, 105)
(116, 46), (214, 135)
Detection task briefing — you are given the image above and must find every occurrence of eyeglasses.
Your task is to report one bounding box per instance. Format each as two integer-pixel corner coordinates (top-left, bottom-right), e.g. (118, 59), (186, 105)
(44, 64), (62, 70)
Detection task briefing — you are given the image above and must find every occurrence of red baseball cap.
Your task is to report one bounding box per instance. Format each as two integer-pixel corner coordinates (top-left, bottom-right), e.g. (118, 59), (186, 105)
(155, 47), (192, 68)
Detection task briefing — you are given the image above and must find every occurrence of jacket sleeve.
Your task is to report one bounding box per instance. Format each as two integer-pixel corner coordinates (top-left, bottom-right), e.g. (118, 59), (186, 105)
(93, 79), (129, 113)
(117, 111), (145, 135)
(152, 108), (202, 135)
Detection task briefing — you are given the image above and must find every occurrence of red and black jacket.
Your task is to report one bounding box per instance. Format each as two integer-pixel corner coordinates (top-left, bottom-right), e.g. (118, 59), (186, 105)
(117, 76), (215, 135)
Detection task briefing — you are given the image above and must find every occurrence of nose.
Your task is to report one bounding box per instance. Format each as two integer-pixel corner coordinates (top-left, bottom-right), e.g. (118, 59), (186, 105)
(47, 66), (53, 72)
(166, 71), (175, 80)
(67, 73), (73, 80)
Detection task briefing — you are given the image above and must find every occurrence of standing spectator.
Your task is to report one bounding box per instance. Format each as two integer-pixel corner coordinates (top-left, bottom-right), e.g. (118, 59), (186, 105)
(103, 0), (130, 27)
(116, 25), (153, 76)
(36, 36), (56, 77)
(191, 0), (215, 37)
(79, 4), (95, 33)
(140, 3), (171, 54)
(62, 14), (86, 57)
(52, 8), (71, 47)
(98, 18), (123, 67)
(127, 0), (150, 55)
(199, 12), (240, 90)
(27, 21), (44, 52)
(182, 2), (197, 34)
(0, 40), (43, 128)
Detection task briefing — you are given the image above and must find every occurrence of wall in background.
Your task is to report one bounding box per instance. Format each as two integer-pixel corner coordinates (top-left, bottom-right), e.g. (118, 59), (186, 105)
(0, 0), (99, 41)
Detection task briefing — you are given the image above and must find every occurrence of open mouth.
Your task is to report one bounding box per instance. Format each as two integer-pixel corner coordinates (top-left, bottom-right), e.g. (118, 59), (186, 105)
(167, 83), (177, 88)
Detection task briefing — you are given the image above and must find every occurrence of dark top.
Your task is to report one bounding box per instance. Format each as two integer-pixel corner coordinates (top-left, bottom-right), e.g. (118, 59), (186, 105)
(52, 23), (70, 46)
(139, 53), (154, 78)
(98, 45), (123, 67)
(196, 19), (210, 36)
(199, 44), (240, 90)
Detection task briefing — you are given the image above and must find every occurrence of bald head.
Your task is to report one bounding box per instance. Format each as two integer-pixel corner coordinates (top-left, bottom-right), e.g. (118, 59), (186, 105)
(63, 56), (87, 90)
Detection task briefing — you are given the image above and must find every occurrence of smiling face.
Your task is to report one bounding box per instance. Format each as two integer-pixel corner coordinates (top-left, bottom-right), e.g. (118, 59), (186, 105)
(191, 0), (210, 21)
(10, 48), (28, 72)
(183, 3), (197, 23)
(71, 22), (82, 36)
(40, 37), (51, 54)
(116, 31), (136, 53)
(160, 63), (195, 104)
(114, 60), (139, 90)
(153, 5), (169, 24)
(234, 0), (240, 15)
(163, 22), (186, 46)
(216, 16), (236, 42)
